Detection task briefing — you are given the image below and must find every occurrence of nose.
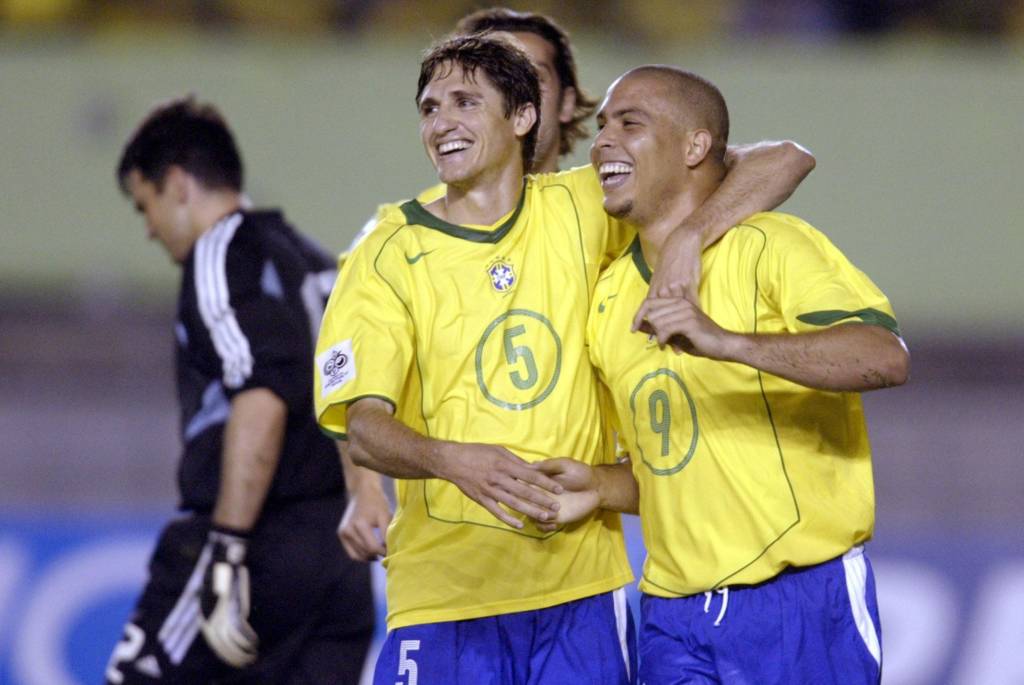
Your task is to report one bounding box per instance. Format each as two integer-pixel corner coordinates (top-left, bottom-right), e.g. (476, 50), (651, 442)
(593, 124), (615, 150)
(432, 104), (458, 135)
(590, 126), (614, 163)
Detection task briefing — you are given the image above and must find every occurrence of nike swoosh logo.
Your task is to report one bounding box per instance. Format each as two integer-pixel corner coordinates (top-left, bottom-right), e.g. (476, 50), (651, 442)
(598, 293), (618, 313)
(405, 250), (435, 264)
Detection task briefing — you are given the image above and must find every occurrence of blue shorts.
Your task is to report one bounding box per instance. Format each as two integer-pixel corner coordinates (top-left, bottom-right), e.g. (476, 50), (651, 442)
(639, 546), (882, 685)
(375, 588), (636, 685)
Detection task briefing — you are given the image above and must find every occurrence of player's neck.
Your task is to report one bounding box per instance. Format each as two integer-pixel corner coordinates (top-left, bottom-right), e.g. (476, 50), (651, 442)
(532, 150), (559, 175)
(434, 162), (525, 226)
(192, 190), (245, 236)
(636, 179), (718, 268)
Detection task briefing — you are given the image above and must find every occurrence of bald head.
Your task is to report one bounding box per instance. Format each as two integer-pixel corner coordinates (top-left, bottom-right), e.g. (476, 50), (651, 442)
(592, 66), (730, 228)
(621, 66), (730, 163)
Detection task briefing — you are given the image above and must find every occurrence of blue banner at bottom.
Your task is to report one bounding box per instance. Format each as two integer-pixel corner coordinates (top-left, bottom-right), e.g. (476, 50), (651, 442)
(0, 511), (1020, 685)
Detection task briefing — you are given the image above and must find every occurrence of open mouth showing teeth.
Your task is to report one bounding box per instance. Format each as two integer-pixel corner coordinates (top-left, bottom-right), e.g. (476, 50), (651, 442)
(599, 162), (633, 185)
(438, 140), (471, 156)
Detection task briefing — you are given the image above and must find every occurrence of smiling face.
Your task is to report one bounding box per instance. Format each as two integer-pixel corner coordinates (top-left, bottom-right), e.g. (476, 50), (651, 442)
(590, 72), (691, 225)
(418, 61), (535, 189)
(125, 167), (195, 263)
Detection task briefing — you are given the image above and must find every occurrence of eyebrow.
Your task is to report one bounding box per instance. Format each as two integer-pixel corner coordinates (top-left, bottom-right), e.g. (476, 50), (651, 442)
(448, 88), (482, 100)
(611, 107), (648, 120)
(596, 106), (649, 124)
(419, 87), (482, 108)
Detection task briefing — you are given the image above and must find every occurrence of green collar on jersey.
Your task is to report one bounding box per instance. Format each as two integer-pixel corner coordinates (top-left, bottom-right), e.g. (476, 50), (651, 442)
(399, 181), (527, 244)
(629, 235), (652, 284)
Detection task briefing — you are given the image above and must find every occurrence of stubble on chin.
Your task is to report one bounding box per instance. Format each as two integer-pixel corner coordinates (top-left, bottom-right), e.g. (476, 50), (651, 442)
(603, 199), (633, 220)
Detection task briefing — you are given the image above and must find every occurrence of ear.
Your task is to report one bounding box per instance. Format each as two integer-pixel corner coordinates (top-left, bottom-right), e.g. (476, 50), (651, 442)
(557, 86), (577, 124)
(163, 165), (191, 204)
(684, 129), (713, 168)
(513, 102), (538, 138)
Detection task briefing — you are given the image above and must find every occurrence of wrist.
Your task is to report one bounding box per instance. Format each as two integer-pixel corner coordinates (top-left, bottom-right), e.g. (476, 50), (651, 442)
(719, 331), (749, 363)
(351, 478), (386, 499)
(207, 524), (249, 563)
(593, 465), (612, 510)
(424, 438), (454, 480)
(209, 522), (251, 538)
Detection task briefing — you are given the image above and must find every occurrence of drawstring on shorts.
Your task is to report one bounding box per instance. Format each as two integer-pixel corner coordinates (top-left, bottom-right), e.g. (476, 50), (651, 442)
(702, 587), (729, 627)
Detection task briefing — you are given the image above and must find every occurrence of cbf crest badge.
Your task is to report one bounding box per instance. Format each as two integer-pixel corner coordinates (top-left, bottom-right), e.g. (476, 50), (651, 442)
(486, 257), (517, 293)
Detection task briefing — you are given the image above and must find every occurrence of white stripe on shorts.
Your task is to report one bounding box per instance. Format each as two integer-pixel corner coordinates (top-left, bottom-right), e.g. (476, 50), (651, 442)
(612, 587), (630, 680)
(842, 545), (882, 665)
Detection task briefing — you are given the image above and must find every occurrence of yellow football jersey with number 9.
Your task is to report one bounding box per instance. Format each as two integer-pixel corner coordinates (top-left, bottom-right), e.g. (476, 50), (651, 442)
(588, 213), (899, 597)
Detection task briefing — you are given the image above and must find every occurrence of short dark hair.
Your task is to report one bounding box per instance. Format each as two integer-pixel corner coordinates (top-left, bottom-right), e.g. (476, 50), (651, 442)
(632, 66), (730, 163)
(116, 96), (243, 194)
(417, 35), (540, 173)
(456, 7), (596, 158)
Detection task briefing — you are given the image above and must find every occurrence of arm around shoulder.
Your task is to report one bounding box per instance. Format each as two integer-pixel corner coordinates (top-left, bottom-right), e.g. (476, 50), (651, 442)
(642, 140), (815, 305)
(702, 139), (816, 245)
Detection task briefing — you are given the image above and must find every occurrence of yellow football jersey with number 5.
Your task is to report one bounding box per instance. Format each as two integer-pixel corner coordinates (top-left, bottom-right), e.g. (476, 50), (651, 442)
(316, 165), (634, 629)
(588, 212), (900, 597)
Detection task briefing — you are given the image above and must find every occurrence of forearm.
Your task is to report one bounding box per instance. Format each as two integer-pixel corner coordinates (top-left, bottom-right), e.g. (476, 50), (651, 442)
(723, 324), (909, 392)
(347, 399), (446, 479)
(212, 388), (287, 531)
(337, 439), (388, 498)
(594, 461), (639, 515)
(694, 140), (816, 247)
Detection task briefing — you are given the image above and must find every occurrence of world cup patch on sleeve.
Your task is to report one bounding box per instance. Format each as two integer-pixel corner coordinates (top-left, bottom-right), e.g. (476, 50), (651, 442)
(317, 339), (356, 398)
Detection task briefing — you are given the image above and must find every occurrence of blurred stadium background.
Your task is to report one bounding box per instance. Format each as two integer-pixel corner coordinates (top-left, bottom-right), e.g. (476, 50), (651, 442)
(1, 1), (1022, 683)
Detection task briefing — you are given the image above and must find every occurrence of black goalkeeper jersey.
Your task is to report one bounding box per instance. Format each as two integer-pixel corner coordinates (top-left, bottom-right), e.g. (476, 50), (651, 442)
(174, 209), (342, 512)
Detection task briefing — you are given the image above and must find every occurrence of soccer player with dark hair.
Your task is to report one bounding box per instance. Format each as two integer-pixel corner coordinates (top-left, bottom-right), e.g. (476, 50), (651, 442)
(317, 33), (815, 683)
(535, 66), (909, 684)
(106, 96), (374, 684)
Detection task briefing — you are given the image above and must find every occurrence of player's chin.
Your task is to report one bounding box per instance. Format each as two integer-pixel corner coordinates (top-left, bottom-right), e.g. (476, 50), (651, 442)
(602, 197), (633, 220)
(435, 159), (473, 185)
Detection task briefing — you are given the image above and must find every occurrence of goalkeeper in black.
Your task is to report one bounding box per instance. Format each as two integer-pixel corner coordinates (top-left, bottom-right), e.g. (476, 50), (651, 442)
(105, 96), (373, 684)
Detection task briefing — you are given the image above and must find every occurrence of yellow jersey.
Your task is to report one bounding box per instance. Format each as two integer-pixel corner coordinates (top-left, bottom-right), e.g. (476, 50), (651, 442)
(587, 212), (899, 597)
(339, 183), (448, 268)
(316, 166), (635, 628)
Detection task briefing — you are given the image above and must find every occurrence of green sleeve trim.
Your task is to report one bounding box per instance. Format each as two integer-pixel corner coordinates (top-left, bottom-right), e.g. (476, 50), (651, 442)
(345, 393), (398, 412)
(796, 308), (900, 336)
(318, 425), (347, 441)
(317, 394), (398, 440)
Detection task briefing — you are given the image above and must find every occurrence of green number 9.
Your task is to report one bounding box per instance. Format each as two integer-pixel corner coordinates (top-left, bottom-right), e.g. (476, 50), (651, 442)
(649, 389), (671, 457)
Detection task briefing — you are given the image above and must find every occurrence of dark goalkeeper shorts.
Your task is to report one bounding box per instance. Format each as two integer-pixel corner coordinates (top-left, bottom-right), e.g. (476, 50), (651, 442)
(105, 495), (374, 684)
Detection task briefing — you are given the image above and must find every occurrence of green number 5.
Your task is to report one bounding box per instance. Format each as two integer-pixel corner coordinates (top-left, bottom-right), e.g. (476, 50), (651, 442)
(503, 324), (538, 390)
(649, 389), (671, 457)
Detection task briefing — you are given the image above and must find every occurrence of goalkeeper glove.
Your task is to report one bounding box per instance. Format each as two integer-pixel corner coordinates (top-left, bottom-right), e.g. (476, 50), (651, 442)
(199, 526), (258, 667)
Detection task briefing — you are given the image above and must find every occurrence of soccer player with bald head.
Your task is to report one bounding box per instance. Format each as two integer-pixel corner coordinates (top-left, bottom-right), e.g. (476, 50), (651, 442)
(538, 66), (909, 684)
